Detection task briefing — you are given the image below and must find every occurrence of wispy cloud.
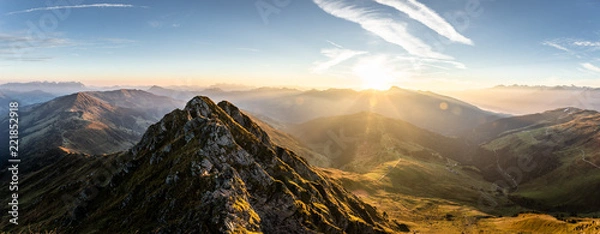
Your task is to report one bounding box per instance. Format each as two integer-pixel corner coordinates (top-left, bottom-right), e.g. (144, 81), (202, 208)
(582, 62), (600, 73)
(373, 0), (473, 45)
(542, 41), (571, 52)
(0, 33), (74, 49)
(414, 57), (467, 70)
(313, 0), (452, 59)
(0, 33), (72, 62)
(312, 47), (367, 73)
(573, 40), (600, 49)
(2, 56), (53, 62)
(6, 4), (144, 15)
(326, 40), (343, 48)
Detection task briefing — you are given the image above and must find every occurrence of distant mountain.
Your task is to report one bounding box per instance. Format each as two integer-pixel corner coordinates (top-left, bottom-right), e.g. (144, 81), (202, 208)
(0, 81), (91, 95)
(82, 89), (185, 119)
(246, 111), (332, 167)
(0, 90), (180, 171)
(286, 112), (516, 212)
(0, 89), (56, 114)
(149, 86), (504, 136)
(441, 85), (600, 115)
(289, 112), (473, 171)
(469, 108), (600, 213)
(147, 85), (200, 101)
(1, 96), (402, 233)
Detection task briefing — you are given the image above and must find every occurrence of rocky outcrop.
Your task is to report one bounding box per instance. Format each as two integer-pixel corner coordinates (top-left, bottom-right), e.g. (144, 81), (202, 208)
(12, 96), (399, 233)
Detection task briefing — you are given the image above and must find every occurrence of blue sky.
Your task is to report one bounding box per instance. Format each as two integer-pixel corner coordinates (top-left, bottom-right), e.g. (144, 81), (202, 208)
(1, 0), (600, 90)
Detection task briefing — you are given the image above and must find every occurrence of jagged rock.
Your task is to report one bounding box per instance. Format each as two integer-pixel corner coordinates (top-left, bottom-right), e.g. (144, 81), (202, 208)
(4, 96), (398, 233)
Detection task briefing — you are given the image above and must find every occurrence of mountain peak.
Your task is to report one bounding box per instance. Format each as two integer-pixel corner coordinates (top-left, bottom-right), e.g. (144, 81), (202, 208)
(183, 95), (219, 119)
(118, 96), (398, 233)
(62, 92), (113, 112)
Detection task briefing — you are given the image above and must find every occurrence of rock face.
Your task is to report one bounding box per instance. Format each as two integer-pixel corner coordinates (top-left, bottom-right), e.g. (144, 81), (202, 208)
(8, 96), (397, 233)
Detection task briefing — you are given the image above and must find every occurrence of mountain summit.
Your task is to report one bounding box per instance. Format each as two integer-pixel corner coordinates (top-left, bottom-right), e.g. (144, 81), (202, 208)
(5, 96), (401, 233)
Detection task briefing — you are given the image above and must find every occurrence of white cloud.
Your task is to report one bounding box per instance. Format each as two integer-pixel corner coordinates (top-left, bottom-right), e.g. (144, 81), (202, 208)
(373, 0), (473, 45)
(542, 41), (571, 52)
(0, 33), (74, 50)
(312, 48), (367, 73)
(415, 57), (466, 69)
(326, 40), (344, 48)
(573, 41), (600, 48)
(6, 4), (144, 15)
(582, 63), (600, 73)
(313, 0), (453, 60)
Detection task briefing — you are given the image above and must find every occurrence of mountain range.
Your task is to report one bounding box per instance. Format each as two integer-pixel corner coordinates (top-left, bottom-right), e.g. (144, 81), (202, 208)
(148, 86), (504, 136)
(1, 85), (600, 233)
(441, 85), (600, 115)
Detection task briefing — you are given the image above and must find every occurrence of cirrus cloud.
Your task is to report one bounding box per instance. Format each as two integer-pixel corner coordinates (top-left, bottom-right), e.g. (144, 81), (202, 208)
(313, 0), (454, 60)
(581, 63), (600, 73)
(373, 0), (473, 45)
(6, 4), (146, 16)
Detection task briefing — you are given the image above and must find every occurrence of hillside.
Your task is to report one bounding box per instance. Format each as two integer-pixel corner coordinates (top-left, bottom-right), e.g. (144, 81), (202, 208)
(0, 90), (180, 171)
(285, 110), (600, 232)
(471, 108), (600, 213)
(288, 112), (492, 172)
(246, 112), (332, 168)
(0, 96), (403, 233)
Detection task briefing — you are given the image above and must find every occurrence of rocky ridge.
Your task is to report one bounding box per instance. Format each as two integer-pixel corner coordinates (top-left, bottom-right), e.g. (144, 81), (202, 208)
(5, 96), (401, 233)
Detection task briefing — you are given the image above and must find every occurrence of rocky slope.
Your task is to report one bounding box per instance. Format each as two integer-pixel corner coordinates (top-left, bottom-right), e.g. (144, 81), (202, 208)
(1, 96), (402, 233)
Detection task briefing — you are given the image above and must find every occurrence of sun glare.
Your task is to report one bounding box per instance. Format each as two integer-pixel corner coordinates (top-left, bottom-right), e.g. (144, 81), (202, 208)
(353, 57), (395, 91)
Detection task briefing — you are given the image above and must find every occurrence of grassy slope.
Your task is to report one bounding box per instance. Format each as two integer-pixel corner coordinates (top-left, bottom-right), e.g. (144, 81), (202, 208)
(481, 109), (600, 213)
(288, 110), (600, 233)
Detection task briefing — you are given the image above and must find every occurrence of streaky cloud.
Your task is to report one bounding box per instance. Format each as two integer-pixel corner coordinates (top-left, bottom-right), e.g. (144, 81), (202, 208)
(6, 4), (144, 15)
(373, 0), (473, 45)
(582, 63), (600, 73)
(573, 41), (600, 48)
(542, 41), (571, 52)
(313, 0), (453, 60)
(312, 47), (367, 73)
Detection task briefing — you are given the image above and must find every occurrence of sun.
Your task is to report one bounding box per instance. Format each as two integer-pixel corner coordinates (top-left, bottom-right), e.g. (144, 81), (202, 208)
(353, 57), (395, 91)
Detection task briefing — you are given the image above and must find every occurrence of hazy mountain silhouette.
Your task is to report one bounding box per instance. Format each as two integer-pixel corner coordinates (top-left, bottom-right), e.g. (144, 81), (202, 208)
(148, 86), (504, 136)
(442, 85), (600, 115)
(0, 81), (90, 96)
